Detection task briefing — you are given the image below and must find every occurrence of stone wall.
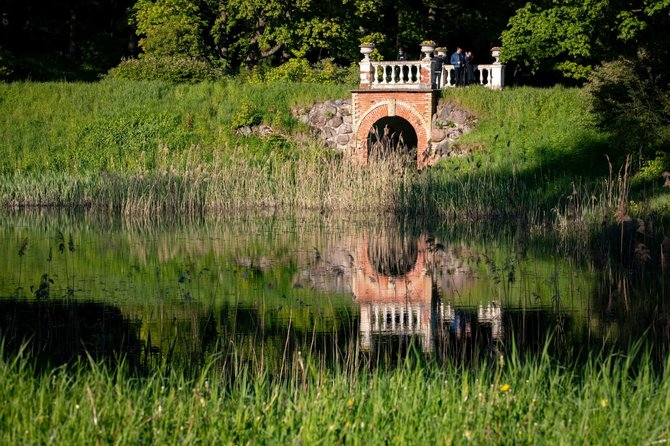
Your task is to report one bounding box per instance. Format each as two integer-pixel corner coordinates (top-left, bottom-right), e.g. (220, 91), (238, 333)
(292, 99), (353, 152)
(294, 98), (476, 166)
(425, 101), (478, 164)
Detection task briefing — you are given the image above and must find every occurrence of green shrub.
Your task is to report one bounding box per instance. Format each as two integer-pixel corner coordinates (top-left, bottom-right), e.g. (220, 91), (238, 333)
(231, 101), (261, 128)
(260, 58), (356, 85)
(106, 56), (223, 83)
(264, 58), (314, 82)
(584, 51), (670, 161)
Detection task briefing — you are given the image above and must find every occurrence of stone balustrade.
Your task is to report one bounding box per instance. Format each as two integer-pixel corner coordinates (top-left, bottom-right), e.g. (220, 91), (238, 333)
(438, 64), (504, 89)
(359, 46), (505, 90)
(369, 61), (426, 89)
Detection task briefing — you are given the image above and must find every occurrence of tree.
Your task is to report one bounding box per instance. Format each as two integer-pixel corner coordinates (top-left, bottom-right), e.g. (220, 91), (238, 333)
(501, 0), (670, 81)
(584, 1), (670, 162)
(211, 0), (366, 68)
(133, 0), (210, 59)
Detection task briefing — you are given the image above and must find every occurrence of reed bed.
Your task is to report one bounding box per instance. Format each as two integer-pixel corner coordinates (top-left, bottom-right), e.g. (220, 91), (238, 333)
(0, 144), (634, 249)
(1, 341), (669, 445)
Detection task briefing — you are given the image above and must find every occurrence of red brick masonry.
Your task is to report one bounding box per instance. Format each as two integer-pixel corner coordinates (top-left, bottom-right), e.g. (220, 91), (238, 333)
(351, 89), (439, 169)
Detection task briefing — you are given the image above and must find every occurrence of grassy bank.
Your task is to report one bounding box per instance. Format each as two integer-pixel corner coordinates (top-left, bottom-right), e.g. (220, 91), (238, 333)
(1, 343), (669, 445)
(1, 80), (667, 235)
(0, 80), (349, 173)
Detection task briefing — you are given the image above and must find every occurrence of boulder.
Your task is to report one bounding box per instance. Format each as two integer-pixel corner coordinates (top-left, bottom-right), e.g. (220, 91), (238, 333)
(327, 116), (343, 128)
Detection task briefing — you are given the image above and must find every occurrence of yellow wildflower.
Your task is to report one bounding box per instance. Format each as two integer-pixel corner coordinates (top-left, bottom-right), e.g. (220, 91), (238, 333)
(600, 398), (608, 408)
(500, 384), (511, 392)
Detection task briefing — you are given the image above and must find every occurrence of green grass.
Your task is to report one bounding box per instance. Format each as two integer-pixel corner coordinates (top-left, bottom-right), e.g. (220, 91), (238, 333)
(1, 342), (669, 445)
(0, 79), (349, 173)
(2, 80), (668, 243)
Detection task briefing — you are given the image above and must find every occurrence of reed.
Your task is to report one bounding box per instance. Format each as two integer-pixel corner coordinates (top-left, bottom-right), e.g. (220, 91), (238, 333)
(0, 144), (635, 246)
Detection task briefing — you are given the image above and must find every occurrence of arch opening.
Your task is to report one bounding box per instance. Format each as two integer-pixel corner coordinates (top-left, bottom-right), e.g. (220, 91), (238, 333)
(367, 116), (418, 161)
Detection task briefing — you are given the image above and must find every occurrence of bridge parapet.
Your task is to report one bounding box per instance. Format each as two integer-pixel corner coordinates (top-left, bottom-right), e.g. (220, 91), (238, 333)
(359, 45), (505, 91)
(368, 61), (432, 90)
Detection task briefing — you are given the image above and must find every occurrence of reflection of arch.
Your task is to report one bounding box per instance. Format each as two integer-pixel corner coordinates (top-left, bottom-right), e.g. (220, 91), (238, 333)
(353, 235), (431, 303)
(367, 233), (418, 276)
(354, 100), (431, 168)
(353, 235), (433, 352)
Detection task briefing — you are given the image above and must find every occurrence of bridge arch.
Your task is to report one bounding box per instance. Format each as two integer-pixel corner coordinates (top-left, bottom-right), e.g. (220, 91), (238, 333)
(354, 100), (430, 167)
(367, 115), (418, 159)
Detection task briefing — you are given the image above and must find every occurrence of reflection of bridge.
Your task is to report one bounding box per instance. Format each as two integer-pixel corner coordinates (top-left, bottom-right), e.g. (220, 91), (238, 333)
(351, 235), (503, 352)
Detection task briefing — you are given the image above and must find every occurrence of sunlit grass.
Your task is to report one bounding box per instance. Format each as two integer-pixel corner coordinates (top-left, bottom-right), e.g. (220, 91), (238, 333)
(1, 342), (669, 444)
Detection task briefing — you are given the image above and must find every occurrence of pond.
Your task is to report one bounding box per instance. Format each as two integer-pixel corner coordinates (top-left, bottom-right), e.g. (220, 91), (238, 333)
(1, 210), (668, 373)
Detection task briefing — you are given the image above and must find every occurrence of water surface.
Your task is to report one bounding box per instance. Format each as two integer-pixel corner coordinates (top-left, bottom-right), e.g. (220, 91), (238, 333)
(1, 211), (668, 371)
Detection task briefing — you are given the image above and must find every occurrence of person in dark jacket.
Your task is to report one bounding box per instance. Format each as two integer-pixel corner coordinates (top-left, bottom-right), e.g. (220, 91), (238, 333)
(465, 51), (474, 85)
(431, 52), (444, 88)
(451, 47), (464, 86)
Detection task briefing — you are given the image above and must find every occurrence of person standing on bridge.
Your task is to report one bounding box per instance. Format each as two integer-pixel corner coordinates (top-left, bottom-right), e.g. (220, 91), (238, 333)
(451, 47), (464, 86)
(465, 51), (474, 85)
(431, 51), (444, 89)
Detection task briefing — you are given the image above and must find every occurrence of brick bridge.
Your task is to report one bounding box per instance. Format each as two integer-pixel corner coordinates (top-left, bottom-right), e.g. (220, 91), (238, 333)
(351, 44), (504, 169)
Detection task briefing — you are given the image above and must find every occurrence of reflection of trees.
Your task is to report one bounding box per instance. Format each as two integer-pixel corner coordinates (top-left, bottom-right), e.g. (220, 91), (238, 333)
(589, 268), (670, 362)
(0, 300), (143, 371)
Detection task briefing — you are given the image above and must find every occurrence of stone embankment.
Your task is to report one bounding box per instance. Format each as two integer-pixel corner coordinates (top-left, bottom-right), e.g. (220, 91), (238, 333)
(291, 100), (354, 152)
(292, 99), (477, 164)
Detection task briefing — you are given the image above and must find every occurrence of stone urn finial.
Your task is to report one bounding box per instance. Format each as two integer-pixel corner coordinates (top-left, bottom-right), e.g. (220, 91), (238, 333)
(420, 41), (437, 60)
(360, 44), (375, 61)
(491, 47), (501, 64)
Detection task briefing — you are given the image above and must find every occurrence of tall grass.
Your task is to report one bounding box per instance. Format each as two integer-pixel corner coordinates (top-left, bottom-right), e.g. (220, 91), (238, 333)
(2, 80), (661, 247)
(0, 80), (350, 173)
(1, 341), (669, 444)
(0, 142), (638, 254)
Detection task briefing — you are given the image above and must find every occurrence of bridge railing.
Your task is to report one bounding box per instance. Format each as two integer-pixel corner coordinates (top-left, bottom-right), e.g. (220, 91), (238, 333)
(358, 45), (505, 90)
(438, 64), (504, 89)
(369, 61), (425, 89)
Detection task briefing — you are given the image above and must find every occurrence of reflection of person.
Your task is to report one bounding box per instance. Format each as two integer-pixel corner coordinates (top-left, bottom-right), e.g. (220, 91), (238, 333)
(465, 51), (474, 85)
(451, 47), (464, 86)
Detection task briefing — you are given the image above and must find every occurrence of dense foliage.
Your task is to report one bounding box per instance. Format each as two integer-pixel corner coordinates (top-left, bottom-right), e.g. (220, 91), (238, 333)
(2, 0), (668, 87)
(501, 0), (670, 81)
(0, 0), (528, 80)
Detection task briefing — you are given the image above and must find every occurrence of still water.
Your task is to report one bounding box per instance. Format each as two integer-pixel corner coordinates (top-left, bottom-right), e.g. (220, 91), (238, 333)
(1, 211), (668, 371)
